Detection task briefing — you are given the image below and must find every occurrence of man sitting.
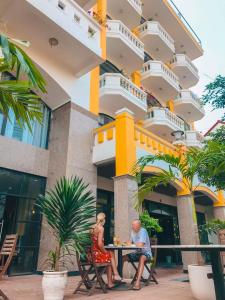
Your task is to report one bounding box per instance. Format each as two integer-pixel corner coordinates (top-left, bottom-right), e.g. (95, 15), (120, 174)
(123, 219), (152, 290)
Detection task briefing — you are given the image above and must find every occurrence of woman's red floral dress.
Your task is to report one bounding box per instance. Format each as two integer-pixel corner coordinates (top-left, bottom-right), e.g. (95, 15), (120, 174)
(91, 234), (111, 263)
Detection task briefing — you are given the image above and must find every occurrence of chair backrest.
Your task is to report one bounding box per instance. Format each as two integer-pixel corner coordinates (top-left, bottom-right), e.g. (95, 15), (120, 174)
(150, 237), (158, 267)
(0, 234), (18, 278)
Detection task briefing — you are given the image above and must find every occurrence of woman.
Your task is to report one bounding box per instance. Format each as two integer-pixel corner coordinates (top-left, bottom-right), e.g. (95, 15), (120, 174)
(91, 213), (122, 288)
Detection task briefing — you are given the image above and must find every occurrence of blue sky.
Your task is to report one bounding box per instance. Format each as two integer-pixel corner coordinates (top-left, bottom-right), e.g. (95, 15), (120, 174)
(174, 0), (225, 133)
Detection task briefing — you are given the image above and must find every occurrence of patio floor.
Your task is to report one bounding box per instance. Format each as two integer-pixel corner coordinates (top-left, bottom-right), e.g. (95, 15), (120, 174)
(0, 268), (195, 300)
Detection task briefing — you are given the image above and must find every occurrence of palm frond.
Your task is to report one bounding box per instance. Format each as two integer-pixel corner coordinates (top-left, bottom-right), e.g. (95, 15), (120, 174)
(135, 169), (177, 211)
(0, 34), (46, 92)
(0, 80), (43, 131)
(37, 177), (96, 271)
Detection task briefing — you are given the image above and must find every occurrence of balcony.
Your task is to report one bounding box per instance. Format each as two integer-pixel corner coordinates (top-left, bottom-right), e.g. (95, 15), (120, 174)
(99, 73), (147, 120)
(0, 0), (103, 79)
(93, 123), (116, 165)
(141, 61), (180, 103)
(106, 20), (144, 73)
(144, 107), (185, 142)
(107, 0), (142, 29)
(174, 90), (205, 122)
(138, 21), (175, 63)
(185, 131), (204, 148)
(170, 54), (199, 88)
(141, 0), (203, 60)
(74, 0), (96, 10)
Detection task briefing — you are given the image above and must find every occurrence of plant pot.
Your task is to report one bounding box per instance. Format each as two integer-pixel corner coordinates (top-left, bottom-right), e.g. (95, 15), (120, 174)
(218, 229), (225, 266)
(42, 270), (68, 300)
(188, 265), (216, 300)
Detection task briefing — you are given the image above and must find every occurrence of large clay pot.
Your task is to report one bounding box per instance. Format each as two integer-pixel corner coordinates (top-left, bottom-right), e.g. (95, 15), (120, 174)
(42, 270), (68, 300)
(188, 265), (216, 300)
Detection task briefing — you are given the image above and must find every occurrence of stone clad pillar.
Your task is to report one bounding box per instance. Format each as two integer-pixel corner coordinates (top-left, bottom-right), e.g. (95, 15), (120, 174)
(114, 175), (138, 242)
(37, 102), (98, 270)
(213, 191), (225, 220)
(176, 194), (201, 271)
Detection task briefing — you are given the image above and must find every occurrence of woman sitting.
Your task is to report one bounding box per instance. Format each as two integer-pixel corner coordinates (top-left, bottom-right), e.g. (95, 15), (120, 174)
(91, 213), (122, 288)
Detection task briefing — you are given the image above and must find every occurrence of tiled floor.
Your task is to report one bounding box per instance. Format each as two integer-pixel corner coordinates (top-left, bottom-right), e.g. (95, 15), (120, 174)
(0, 268), (195, 300)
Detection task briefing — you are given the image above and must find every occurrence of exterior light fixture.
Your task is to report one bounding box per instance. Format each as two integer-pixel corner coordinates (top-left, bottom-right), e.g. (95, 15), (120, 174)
(171, 130), (186, 146)
(49, 37), (59, 47)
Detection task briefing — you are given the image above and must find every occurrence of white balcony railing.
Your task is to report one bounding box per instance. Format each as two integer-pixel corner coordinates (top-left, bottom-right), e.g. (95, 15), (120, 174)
(138, 21), (175, 53)
(100, 73), (147, 103)
(176, 90), (204, 111)
(170, 54), (199, 77)
(107, 20), (144, 58)
(145, 107), (185, 131)
(49, 0), (101, 46)
(142, 60), (180, 90)
(185, 131), (204, 148)
(128, 0), (142, 14)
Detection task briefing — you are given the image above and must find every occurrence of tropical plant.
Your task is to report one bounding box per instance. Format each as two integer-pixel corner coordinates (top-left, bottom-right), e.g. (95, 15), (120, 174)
(38, 176), (96, 271)
(198, 140), (225, 190)
(203, 75), (225, 120)
(139, 210), (163, 237)
(0, 34), (46, 130)
(134, 142), (225, 211)
(200, 219), (225, 236)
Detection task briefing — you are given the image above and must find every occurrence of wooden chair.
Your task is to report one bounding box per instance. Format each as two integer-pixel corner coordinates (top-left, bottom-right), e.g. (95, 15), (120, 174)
(130, 237), (159, 286)
(74, 247), (111, 296)
(0, 234), (18, 279)
(0, 289), (9, 300)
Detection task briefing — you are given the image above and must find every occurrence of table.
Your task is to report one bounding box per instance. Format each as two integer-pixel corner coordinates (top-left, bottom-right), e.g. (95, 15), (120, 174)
(151, 245), (225, 300)
(105, 245), (143, 277)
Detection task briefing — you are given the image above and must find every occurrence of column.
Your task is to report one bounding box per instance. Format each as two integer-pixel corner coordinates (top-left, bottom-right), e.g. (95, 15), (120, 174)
(38, 102), (98, 270)
(176, 192), (202, 271)
(213, 191), (225, 220)
(114, 108), (138, 278)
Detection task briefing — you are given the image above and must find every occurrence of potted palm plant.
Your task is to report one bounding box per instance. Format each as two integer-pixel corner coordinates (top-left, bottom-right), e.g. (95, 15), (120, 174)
(38, 176), (96, 300)
(134, 142), (224, 300)
(139, 210), (163, 238)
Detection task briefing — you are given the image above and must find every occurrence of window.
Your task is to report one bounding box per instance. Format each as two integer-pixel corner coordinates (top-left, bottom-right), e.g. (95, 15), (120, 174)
(0, 73), (51, 149)
(98, 113), (114, 127)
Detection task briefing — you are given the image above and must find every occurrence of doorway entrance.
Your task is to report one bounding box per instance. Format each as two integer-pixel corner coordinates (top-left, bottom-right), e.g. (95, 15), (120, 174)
(0, 168), (46, 275)
(144, 200), (182, 265)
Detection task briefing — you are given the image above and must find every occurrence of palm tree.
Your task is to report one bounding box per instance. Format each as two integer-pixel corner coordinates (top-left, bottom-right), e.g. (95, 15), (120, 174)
(0, 34), (46, 130)
(134, 142), (224, 211)
(134, 142), (225, 265)
(38, 177), (96, 271)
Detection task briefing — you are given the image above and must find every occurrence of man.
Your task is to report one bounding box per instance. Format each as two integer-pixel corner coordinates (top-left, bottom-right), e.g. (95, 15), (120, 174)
(123, 219), (152, 290)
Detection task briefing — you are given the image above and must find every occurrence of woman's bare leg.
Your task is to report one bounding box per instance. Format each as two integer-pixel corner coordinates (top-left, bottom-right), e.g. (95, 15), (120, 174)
(109, 251), (121, 280)
(106, 266), (114, 288)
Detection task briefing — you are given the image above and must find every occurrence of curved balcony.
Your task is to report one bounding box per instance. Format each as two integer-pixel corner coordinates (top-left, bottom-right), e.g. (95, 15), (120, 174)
(185, 131), (204, 148)
(99, 73), (147, 120)
(0, 0), (103, 78)
(106, 20), (144, 73)
(138, 21), (175, 63)
(107, 0), (142, 29)
(141, 0), (203, 60)
(174, 90), (205, 122)
(170, 54), (199, 88)
(144, 107), (185, 142)
(141, 61), (180, 102)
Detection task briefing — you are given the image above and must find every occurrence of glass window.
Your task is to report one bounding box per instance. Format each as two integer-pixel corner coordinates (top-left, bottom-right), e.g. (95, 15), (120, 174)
(0, 73), (51, 149)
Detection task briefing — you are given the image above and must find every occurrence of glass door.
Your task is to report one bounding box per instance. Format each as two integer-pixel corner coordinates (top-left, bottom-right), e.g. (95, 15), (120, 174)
(1, 195), (41, 275)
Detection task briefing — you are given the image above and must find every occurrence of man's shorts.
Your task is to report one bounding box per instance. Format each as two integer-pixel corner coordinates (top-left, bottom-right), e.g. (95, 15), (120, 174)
(127, 251), (152, 262)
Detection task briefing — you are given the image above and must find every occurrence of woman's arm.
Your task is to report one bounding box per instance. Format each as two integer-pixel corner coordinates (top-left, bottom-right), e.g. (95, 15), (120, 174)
(97, 226), (107, 253)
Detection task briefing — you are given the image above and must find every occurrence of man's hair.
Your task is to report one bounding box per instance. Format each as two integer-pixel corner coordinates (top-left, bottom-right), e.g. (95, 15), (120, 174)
(132, 219), (141, 225)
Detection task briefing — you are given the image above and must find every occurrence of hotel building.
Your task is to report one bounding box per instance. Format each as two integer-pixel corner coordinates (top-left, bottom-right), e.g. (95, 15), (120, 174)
(0, 0), (224, 275)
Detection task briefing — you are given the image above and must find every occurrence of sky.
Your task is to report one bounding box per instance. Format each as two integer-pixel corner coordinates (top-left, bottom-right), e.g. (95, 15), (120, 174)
(174, 0), (225, 134)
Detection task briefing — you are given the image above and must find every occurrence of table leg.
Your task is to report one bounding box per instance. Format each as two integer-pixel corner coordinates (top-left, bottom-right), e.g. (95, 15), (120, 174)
(210, 250), (225, 300)
(117, 249), (123, 277)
